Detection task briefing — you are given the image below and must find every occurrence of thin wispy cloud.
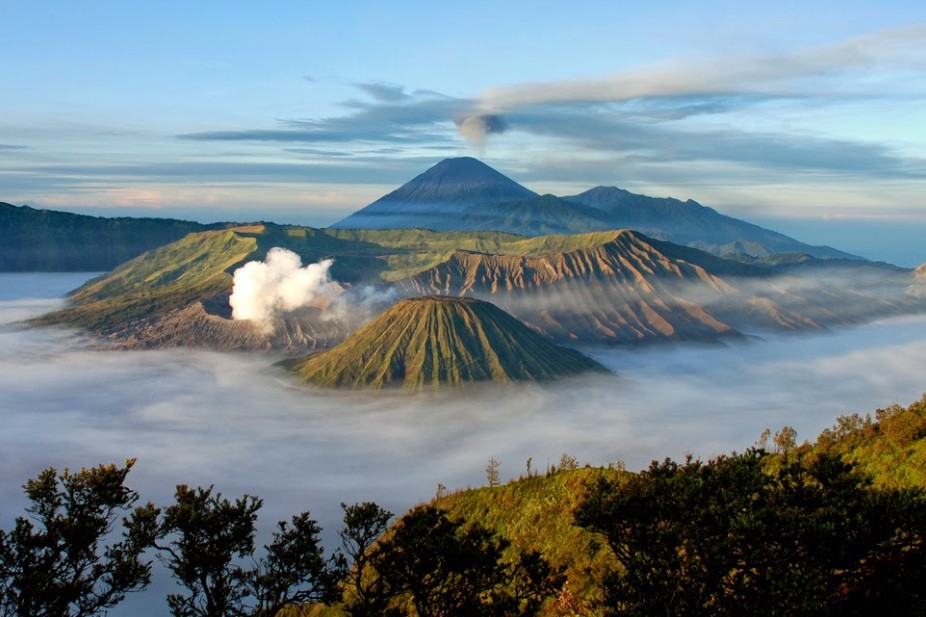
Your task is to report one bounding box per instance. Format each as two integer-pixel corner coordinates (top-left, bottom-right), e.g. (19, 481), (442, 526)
(473, 23), (926, 110)
(355, 82), (413, 102)
(172, 24), (925, 190)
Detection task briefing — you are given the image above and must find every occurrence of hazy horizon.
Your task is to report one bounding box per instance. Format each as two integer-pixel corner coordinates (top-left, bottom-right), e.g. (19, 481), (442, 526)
(3, 3), (923, 227)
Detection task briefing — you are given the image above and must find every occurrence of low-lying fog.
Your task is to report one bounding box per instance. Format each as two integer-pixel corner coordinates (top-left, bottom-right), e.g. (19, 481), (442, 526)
(3, 272), (926, 614)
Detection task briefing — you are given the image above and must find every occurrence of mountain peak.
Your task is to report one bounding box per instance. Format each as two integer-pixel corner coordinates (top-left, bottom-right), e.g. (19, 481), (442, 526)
(377, 156), (537, 204)
(329, 158), (537, 230)
(288, 295), (605, 389)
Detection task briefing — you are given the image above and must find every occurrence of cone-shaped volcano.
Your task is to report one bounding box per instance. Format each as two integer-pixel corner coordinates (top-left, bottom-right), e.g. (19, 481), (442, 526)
(330, 157), (537, 230)
(289, 296), (607, 389)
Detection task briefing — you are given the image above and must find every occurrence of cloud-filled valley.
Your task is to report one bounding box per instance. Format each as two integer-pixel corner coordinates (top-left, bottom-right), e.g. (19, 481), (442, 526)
(3, 272), (926, 613)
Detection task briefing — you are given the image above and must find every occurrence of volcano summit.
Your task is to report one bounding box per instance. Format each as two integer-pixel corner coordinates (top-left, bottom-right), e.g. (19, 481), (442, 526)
(287, 296), (606, 389)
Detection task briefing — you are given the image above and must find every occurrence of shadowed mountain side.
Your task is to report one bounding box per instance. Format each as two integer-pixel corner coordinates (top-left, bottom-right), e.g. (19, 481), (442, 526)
(0, 201), (215, 271)
(563, 186), (857, 259)
(288, 296), (607, 389)
(454, 194), (613, 236)
(328, 157), (859, 260)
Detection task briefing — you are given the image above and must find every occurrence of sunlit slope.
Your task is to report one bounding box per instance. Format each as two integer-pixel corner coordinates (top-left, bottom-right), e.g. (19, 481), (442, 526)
(399, 395), (926, 616)
(34, 228), (258, 331)
(33, 224), (917, 350)
(813, 395), (926, 490)
(397, 230), (821, 342)
(290, 296), (607, 389)
(433, 467), (623, 615)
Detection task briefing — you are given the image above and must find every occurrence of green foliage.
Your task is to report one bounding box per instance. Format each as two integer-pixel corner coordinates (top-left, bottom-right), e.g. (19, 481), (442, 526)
(575, 449), (926, 617)
(157, 485), (262, 617)
(0, 460), (158, 617)
(292, 296), (606, 389)
(338, 502), (393, 617)
(812, 395), (926, 488)
(353, 505), (563, 617)
(252, 512), (343, 616)
(435, 467), (625, 615)
(156, 485), (341, 617)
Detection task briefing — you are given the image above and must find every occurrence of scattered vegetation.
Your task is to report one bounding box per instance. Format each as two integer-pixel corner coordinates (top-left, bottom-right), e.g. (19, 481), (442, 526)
(4, 396), (926, 616)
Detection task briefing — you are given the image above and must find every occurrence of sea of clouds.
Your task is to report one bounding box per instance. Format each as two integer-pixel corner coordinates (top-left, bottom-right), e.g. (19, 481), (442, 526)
(3, 272), (926, 614)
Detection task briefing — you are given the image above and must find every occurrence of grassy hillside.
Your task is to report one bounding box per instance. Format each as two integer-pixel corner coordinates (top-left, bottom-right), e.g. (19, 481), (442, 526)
(290, 296), (607, 389)
(811, 394), (926, 489)
(380, 395), (926, 615)
(434, 466), (625, 615)
(34, 223), (921, 351)
(33, 228), (258, 331)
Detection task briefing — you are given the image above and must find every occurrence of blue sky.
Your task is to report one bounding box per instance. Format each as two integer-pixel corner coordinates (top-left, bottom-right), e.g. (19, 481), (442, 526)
(2, 1), (925, 252)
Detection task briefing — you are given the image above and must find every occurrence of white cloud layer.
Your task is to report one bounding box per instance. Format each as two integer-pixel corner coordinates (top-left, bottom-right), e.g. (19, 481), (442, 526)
(2, 273), (926, 614)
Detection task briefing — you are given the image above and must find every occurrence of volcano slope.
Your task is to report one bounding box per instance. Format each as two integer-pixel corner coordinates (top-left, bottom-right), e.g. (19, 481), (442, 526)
(288, 296), (607, 389)
(33, 224), (923, 351)
(393, 230), (894, 343)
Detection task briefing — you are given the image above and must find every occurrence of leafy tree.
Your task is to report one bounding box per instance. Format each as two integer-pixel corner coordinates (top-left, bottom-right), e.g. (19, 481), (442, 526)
(251, 511), (343, 617)
(338, 502), (393, 617)
(773, 425), (798, 453)
(355, 505), (563, 616)
(575, 449), (926, 617)
(156, 485), (341, 617)
(157, 485), (260, 617)
(558, 454), (579, 472)
(0, 460), (158, 617)
(375, 505), (510, 617)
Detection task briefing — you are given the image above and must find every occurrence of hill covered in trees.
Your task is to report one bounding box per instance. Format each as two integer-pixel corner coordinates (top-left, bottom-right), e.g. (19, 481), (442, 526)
(0, 202), (215, 271)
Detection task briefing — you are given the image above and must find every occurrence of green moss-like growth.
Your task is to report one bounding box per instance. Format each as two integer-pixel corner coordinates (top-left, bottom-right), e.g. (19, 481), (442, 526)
(32, 228), (258, 331)
(811, 394), (926, 489)
(433, 467), (625, 615)
(290, 296), (608, 389)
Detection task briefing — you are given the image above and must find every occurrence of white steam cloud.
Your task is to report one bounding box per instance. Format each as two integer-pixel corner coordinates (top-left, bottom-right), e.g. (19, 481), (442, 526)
(229, 248), (337, 324)
(326, 284), (398, 323)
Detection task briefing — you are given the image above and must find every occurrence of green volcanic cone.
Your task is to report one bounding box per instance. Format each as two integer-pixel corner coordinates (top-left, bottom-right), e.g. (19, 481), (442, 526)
(290, 296), (607, 389)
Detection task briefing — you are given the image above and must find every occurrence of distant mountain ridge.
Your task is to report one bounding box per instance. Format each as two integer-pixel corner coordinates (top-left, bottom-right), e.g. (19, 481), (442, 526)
(330, 158), (858, 260)
(0, 202), (214, 271)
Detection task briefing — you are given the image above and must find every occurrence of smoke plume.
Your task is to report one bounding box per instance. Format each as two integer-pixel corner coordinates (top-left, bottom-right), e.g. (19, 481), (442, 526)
(456, 113), (508, 150)
(229, 248), (337, 325)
